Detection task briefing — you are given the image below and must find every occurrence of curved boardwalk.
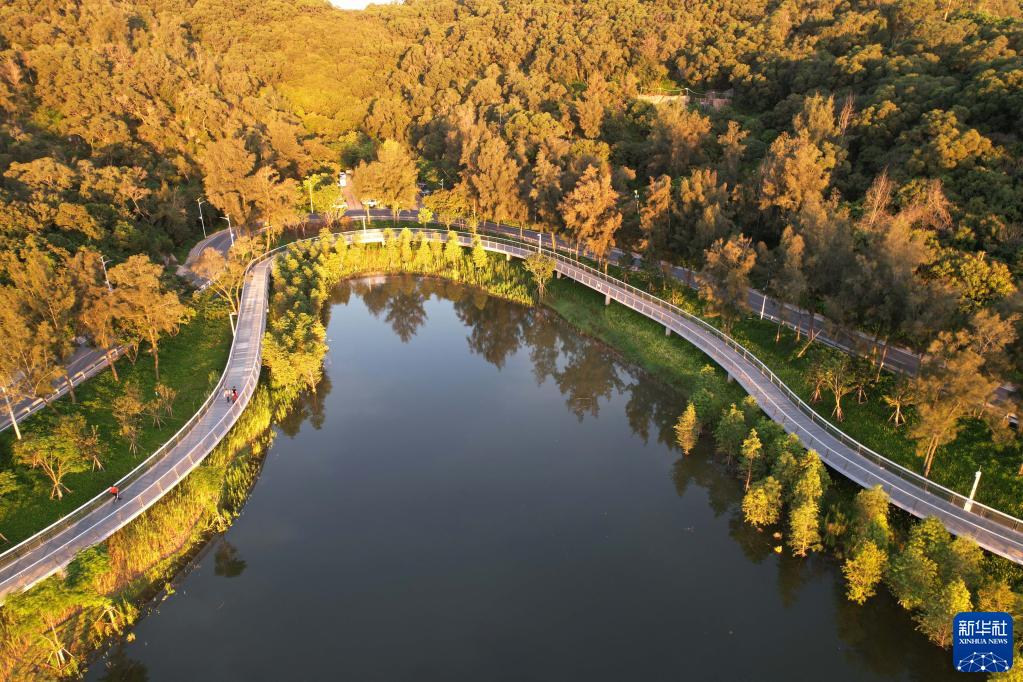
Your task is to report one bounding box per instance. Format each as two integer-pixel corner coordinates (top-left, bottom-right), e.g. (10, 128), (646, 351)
(0, 259), (271, 601)
(2, 228), (1022, 603)
(526, 242), (1023, 564)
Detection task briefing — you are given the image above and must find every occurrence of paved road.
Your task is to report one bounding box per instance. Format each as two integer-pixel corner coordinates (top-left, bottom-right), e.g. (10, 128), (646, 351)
(4, 225), (1021, 603)
(0, 258), (271, 600)
(329, 223), (1023, 560)
(349, 208), (1016, 405)
(540, 245), (1023, 565)
(0, 230), (236, 436)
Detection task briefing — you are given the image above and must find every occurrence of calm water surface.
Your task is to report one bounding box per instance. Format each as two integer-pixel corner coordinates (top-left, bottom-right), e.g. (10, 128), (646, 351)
(87, 277), (959, 681)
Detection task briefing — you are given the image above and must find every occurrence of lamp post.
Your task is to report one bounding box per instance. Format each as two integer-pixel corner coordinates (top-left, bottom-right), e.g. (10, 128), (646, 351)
(197, 198), (207, 238)
(964, 469), (982, 512)
(2, 385), (21, 440)
(221, 215), (235, 246)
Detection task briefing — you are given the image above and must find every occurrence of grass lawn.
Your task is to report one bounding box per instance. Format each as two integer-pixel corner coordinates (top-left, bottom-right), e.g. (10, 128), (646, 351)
(0, 295), (233, 546)
(545, 278), (746, 411)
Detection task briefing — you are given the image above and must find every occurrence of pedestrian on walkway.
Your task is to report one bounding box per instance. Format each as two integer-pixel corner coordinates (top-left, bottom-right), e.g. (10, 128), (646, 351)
(109, 485), (120, 503)
(224, 388), (232, 403)
(231, 387), (238, 403)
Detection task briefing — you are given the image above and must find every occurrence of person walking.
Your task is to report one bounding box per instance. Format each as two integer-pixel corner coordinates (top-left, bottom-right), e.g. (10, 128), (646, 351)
(231, 387), (238, 403)
(224, 388), (231, 404)
(109, 485), (120, 503)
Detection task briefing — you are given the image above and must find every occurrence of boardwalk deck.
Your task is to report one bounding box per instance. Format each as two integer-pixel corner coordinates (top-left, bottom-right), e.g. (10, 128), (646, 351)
(2, 229), (1022, 604)
(0, 260), (271, 600)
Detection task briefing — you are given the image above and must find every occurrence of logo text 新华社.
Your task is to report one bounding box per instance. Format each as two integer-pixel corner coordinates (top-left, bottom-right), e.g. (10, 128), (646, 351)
(953, 612), (1013, 673)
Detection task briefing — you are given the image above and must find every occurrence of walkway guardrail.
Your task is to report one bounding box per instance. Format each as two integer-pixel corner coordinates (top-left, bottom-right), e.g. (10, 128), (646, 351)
(0, 257), (271, 595)
(511, 238), (1023, 533)
(304, 225), (1023, 537)
(2, 225), (1021, 599)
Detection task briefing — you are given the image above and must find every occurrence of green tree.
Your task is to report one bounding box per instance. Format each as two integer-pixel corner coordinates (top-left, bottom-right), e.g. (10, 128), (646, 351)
(413, 233), (434, 271)
(466, 132), (527, 228)
(54, 414), (104, 472)
(742, 476), (783, 529)
(673, 168), (735, 280)
(792, 450), (830, 506)
(843, 541), (887, 605)
(3, 247), (79, 402)
(648, 103), (712, 176)
(769, 227), (807, 342)
(639, 174), (672, 259)
(109, 255), (192, 381)
(13, 417), (90, 500)
(740, 428), (762, 490)
(471, 235), (488, 273)
(886, 517), (960, 611)
(674, 402), (700, 456)
(910, 310), (1015, 477)
(917, 579), (973, 647)
(354, 140), (419, 222)
(559, 164), (622, 267)
(529, 147), (564, 230)
(849, 485), (892, 550)
(714, 403), (746, 464)
(930, 250), (1015, 313)
(399, 228), (415, 268)
(0, 289), (57, 437)
(819, 355), (854, 422)
(788, 499), (822, 557)
(192, 236), (257, 318)
(147, 384), (177, 428)
(0, 470), (21, 542)
(111, 382), (146, 454)
(699, 236), (756, 332)
(759, 132), (832, 216)
(262, 311), (328, 394)
(78, 288), (124, 383)
(524, 254), (556, 300)
(444, 230), (463, 273)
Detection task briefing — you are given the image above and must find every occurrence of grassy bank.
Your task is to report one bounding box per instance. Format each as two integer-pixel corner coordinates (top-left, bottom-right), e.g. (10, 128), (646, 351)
(0, 294), (233, 545)
(544, 277), (745, 410)
(0, 373), (280, 680)
(1, 234), (1017, 678)
(598, 263), (1022, 514)
(540, 264), (1021, 655)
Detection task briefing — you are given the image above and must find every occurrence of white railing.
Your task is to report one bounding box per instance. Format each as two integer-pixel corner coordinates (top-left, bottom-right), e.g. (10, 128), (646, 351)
(0, 257), (271, 594)
(3, 225), (1021, 596)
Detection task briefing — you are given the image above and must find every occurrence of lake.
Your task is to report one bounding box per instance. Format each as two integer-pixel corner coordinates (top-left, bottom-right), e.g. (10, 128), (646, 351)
(86, 276), (958, 681)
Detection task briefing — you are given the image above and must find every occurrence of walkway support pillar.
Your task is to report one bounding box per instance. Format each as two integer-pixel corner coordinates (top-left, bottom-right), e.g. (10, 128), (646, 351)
(605, 293), (611, 306)
(665, 326), (671, 337)
(506, 253), (511, 261)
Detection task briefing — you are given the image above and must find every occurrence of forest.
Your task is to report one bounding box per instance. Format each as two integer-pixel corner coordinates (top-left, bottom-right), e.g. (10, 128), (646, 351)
(2, 0), (1020, 517)
(1, 0), (1023, 672)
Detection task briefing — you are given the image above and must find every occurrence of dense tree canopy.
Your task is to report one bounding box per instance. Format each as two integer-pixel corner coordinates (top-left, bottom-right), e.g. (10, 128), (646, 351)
(1, 0), (1022, 504)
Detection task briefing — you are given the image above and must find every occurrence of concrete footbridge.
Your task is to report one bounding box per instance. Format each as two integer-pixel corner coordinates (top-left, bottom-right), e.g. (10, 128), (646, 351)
(1, 227), (1022, 603)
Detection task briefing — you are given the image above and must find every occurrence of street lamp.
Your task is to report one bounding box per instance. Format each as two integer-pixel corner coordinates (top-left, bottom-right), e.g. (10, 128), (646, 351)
(965, 469), (983, 513)
(220, 215), (235, 246)
(197, 198), (207, 239)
